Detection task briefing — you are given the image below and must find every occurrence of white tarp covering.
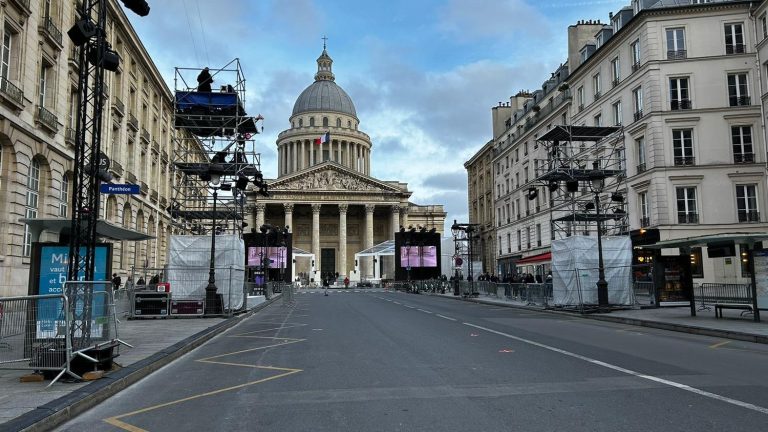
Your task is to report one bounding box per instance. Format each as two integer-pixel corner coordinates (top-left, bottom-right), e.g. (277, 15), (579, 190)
(167, 235), (245, 310)
(551, 235), (633, 306)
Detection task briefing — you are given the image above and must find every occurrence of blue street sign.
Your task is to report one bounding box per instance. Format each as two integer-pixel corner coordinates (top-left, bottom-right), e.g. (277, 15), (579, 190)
(100, 183), (140, 194)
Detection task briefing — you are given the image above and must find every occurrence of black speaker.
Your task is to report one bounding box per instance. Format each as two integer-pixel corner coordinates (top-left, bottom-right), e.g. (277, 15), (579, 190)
(566, 180), (579, 192)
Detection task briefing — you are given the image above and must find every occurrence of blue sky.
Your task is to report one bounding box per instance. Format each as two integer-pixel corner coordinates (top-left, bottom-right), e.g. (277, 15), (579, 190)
(127, 0), (626, 230)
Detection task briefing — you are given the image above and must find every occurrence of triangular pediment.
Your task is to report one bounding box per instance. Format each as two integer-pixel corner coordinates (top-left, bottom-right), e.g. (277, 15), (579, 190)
(269, 162), (403, 193)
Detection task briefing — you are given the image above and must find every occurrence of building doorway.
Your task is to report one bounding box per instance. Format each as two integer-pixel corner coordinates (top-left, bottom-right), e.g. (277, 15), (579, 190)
(321, 248), (336, 280)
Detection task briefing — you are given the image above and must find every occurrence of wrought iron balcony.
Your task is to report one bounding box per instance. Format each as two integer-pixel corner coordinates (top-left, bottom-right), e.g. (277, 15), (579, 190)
(112, 97), (125, 116)
(674, 156), (695, 166)
(729, 95), (751, 107)
(734, 152), (755, 164)
(9, 0), (31, 15)
(611, 78), (620, 88)
(594, 92), (601, 101)
(42, 17), (62, 47)
(140, 128), (150, 144)
(150, 190), (159, 202)
(640, 217), (650, 228)
(36, 106), (58, 132)
(631, 62), (641, 73)
(152, 140), (160, 154)
(726, 44), (745, 55)
(633, 111), (644, 122)
(578, 103), (584, 112)
(636, 163), (646, 174)
(670, 99), (692, 110)
(140, 181), (149, 195)
(68, 46), (80, 70)
(0, 77), (24, 107)
(161, 150), (169, 162)
(126, 171), (137, 183)
(110, 161), (124, 177)
(738, 210), (760, 223)
(65, 127), (75, 146)
(678, 213), (699, 224)
(667, 50), (687, 60)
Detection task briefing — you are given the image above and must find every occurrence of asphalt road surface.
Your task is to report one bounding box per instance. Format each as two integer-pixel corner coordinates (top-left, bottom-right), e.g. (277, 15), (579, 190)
(59, 289), (768, 431)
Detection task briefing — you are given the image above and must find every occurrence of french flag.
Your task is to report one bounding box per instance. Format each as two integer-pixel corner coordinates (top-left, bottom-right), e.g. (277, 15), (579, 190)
(314, 132), (330, 145)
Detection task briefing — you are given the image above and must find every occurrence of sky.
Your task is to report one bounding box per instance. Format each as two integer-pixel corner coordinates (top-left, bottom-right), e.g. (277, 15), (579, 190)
(126, 0), (627, 232)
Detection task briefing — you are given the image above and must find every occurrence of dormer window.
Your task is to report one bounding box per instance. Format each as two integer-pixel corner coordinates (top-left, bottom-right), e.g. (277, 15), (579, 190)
(596, 33), (604, 48)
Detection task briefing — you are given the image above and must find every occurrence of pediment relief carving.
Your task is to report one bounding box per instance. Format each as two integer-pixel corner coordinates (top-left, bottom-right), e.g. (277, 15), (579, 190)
(270, 166), (401, 193)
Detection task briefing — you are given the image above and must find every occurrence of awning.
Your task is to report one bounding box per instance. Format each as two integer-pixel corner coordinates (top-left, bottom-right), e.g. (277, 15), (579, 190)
(516, 251), (551, 265)
(19, 218), (154, 241)
(640, 232), (768, 249)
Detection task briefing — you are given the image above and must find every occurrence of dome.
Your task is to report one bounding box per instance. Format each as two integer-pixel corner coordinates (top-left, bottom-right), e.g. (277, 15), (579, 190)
(292, 80), (357, 117)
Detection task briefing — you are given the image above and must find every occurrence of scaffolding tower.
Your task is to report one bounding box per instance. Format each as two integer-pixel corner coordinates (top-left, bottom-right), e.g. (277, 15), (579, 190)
(170, 59), (264, 236)
(533, 125), (628, 239)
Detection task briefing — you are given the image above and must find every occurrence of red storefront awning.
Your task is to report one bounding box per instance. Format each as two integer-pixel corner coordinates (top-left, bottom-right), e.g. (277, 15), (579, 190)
(516, 251), (551, 265)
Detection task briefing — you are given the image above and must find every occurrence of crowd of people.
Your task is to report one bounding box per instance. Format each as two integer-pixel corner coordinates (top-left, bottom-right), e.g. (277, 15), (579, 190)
(449, 272), (553, 284)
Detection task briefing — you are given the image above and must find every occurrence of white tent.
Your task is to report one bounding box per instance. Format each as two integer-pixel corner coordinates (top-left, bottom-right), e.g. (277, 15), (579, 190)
(354, 240), (395, 281)
(551, 235), (633, 306)
(291, 247), (315, 283)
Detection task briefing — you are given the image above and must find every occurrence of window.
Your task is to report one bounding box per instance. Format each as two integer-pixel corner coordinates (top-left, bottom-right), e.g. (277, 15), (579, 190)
(1, 26), (14, 81)
(669, 77), (691, 110)
(322, 117), (328, 127)
(727, 73), (750, 106)
(506, 203), (510, 222)
(593, 113), (602, 127)
(536, 224), (542, 247)
(24, 159), (41, 257)
(38, 64), (47, 107)
(690, 247), (703, 278)
(676, 187), (698, 224)
(336, 118), (341, 127)
(639, 191), (649, 227)
(724, 23), (745, 54)
(632, 87), (643, 120)
(762, 14), (768, 40)
(736, 184), (759, 222)
(309, 117), (315, 127)
(59, 175), (68, 217)
(732, 126), (754, 163)
(298, 118), (303, 127)
(672, 129), (694, 165)
(517, 230), (521, 251)
(636, 136), (646, 173)
(526, 227), (531, 249)
(666, 28), (686, 59)
(612, 101), (622, 126)
(592, 73), (601, 99)
(611, 57), (620, 86)
(631, 39), (641, 70)
(524, 142), (528, 155)
(507, 233), (511, 253)
(577, 86), (584, 110)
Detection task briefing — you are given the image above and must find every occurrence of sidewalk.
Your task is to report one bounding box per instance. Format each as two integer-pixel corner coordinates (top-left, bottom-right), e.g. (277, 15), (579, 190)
(0, 294), (274, 432)
(428, 291), (768, 344)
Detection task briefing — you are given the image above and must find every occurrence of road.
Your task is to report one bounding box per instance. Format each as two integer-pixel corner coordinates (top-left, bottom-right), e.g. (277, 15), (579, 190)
(59, 289), (768, 431)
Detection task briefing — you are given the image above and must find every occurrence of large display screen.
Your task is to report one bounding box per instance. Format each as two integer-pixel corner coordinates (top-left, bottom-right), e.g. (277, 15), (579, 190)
(247, 246), (288, 268)
(399, 246), (437, 268)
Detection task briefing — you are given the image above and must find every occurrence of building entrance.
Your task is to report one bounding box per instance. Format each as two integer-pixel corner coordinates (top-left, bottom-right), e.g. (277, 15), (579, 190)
(321, 248), (336, 280)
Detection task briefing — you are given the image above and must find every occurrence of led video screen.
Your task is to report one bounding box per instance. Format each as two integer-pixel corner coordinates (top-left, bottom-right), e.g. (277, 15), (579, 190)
(247, 246), (288, 268)
(399, 246), (437, 268)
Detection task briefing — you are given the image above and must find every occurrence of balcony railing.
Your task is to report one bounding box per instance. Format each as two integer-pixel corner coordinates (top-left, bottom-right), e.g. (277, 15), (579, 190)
(140, 128), (150, 143)
(594, 92), (601, 100)
(738, 210), (760, 223)
(126, 171), (137, 183)
(161, 150), (169, 161)
(152, 141), (160, 154)
(127, 113), (139, 131)
(678, 213), (699, 224)
(578, 103), (584, 112)
(729, 95), (751, 106)
(68, 46), (80, 69)
(667, 50), (687, 60)
(611, 79), (620, 88)
(0, 76), (24, 107)
(734, 152), (755, 164)
(110, 161), (123, 177)
(9, 0), (31, 16)
(140, 181), (149, 195)
(113, 97), (125, 116)
(674, 156), (695, 166)
(150, 190), (159, 202)
(726, 44), (746, 55)
(65, 127), (76, 145)
(41, 16), (63, 47)
(37, 106), (58, 132)
(636, 163), (646, 173)
(640, 217), (650, 228)
(670, 99), (692, 110)
(631, 62), (641, 73)
(633, 111), (644, 121)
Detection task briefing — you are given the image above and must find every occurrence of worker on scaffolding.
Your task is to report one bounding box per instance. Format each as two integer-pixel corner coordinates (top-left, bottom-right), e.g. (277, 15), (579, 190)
(197, 67), (213, 92)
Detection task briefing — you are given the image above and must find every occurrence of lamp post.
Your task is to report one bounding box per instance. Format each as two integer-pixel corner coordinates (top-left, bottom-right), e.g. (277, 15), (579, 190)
(205, 185), (220, 315)
(590, 174), (609, 309)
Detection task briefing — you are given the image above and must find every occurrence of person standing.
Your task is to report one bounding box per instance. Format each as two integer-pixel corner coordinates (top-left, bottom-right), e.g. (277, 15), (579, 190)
(111, 273), (122, 292)
(343, 276), (350, 289)
(197, 67), (213, 92)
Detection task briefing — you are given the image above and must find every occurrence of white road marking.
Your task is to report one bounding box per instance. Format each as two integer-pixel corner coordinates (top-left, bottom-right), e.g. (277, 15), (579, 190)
(464, 322), (768, 416)
(405, 305), (416, 309)
(417, 309), (433, 314)
(436, 314), (457, 321)
(393, 302), (401, 305)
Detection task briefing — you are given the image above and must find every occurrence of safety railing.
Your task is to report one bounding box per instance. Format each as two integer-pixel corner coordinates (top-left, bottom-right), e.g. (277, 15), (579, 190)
(695, 283), (753, 311)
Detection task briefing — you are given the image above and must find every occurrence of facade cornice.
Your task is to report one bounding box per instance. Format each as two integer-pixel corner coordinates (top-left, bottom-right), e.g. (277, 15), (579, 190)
(277, 126), (371, 143)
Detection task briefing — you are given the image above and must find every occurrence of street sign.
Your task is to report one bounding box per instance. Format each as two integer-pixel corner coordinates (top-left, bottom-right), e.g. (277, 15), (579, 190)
(455, 257), (463, 266)
(100, 183), (140, 194)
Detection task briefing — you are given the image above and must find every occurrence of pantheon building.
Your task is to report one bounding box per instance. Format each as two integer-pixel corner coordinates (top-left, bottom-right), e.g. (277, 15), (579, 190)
(247, 47), (445, 282)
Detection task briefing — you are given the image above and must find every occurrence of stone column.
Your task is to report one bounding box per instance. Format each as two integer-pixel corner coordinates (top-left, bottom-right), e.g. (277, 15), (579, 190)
(338, 204), (348, 277)
(364, 204), (375, 278)
(311, 203), (322, 281)
(390, 205), (400, 240)
(301, 140), (306, 170)
(284, 203), (293, 232)
(255, 203), (265, 229)
(365, 147), (370, 174)
(401, 206), (409, 230)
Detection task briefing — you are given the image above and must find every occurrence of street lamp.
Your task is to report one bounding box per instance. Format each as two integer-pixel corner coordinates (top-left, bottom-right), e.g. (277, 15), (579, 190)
(589, 166), (609, 309)
(205, 181), (231, 316)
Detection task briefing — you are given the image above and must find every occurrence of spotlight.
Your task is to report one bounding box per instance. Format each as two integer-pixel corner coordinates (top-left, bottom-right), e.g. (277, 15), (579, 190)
(584, 202), (595, 211)
(211, 151), (227, 164)
(121, 0), (151, 17)
(419, 226), (427, 233)
(235, 175), (249, 190)
(67, 19), (96, 46)
(429, 228), (437, 233)
(527, 187), (538, 200)
(610, 192), (624, 202)
(565, 180), (579, 192)
(548, 180), (559, 192)
(87, 45), (120, 72)
(258, 184), (269, 197)
(253, 172), (264, 187)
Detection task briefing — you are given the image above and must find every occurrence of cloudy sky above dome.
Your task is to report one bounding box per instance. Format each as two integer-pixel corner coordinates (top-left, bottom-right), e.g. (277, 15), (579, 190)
(127, 0), (625, 232)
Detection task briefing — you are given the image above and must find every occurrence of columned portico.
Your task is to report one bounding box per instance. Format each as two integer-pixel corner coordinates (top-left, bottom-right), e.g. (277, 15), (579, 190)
(390, 205), (400, 240)
(255, 203), (265, 228)
(311, 203), (322, 278)
(364, 204), (375, 277)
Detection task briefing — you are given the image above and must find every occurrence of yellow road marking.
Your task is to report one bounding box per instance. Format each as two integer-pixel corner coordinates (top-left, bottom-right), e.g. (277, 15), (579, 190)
(197, 338), (305, 362)
(103, 368), (302, 432)
(709, 340), (731, 349)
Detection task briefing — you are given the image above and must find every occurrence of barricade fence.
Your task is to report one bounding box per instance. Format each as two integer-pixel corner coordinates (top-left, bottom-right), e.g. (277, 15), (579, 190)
(694, 282), (753, 311)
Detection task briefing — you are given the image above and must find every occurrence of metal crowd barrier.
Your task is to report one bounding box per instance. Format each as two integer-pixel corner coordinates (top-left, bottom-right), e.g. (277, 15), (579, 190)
(695, 283), (753, 310)
(632, 281), (655, 306)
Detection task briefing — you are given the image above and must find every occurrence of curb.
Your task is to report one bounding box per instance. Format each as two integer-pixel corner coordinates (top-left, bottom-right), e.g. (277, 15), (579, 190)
(424, 292), (768, 345)
(1, 295), (282, 432)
